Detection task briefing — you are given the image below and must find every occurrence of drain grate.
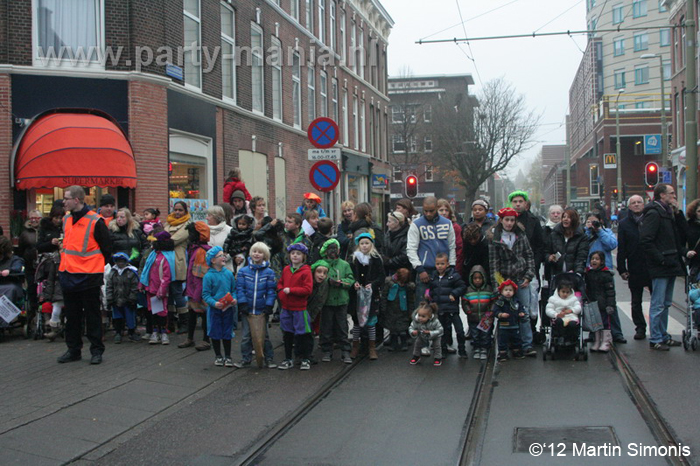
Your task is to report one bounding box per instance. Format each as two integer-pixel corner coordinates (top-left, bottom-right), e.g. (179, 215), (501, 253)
(514, 426), (619, 453)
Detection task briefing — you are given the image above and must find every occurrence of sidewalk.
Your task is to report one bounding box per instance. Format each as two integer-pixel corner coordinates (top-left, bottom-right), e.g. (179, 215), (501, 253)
(0, 331), (247, 464)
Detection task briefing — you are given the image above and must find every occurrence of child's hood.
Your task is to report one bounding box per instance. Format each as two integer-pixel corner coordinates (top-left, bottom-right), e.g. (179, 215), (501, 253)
(290, 263), (311, 274)
(246, 257), (270, 270)
(468, 265), (488, 288)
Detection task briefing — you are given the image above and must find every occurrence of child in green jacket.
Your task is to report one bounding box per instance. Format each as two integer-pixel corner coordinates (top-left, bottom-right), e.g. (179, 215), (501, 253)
(318, 239), (355, 364)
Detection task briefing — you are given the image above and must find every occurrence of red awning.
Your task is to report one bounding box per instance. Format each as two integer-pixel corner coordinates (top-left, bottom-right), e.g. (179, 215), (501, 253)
(13, 112), (137, 190)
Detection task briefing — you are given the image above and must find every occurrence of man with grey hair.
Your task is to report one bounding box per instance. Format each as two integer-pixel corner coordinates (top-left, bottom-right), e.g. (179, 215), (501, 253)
(617, 195), (651, 340)
(58, 186), (112, 364)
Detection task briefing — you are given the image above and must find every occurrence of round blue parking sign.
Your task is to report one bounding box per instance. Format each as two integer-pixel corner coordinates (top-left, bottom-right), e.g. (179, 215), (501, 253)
(308, 117), (340, 149)
(309, 161), (341, 192)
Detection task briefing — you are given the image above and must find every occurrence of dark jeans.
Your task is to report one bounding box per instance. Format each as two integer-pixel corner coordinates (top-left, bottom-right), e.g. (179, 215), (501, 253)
(187, 310), (209, 342)
(629, 282), (651, 332)
(439, 312), (465, 350)
(497, 327), (522, 352)
(471, 327), (493, 350)
(320, 304), (350, 353)
(284, 332), (312, 360)
(63, 287), (104, 356)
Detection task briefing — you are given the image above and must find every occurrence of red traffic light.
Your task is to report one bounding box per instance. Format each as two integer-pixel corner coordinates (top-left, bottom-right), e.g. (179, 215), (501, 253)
(405, 175), (418, 198)
(645, 162), (659, 186)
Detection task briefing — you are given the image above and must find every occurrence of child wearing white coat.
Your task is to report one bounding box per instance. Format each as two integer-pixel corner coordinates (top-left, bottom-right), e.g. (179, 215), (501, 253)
(545, 280), (582, 343)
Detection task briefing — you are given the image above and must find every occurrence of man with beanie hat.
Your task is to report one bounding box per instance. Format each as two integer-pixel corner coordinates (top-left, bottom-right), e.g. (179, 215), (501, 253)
(99, 193), (116, 224)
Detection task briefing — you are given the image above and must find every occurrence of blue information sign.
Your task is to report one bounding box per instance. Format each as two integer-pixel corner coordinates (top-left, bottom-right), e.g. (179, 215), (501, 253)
(644, 134), (661, 155)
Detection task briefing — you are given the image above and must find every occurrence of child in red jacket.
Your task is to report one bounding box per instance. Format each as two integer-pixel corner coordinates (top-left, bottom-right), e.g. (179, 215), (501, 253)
(222, 168), (252, 204)
(277, 243), (314, 370)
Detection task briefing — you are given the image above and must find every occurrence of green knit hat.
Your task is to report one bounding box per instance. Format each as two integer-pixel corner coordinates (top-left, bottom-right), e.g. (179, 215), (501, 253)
(311, 259), (331, 272)
(508, 190), (529, 204)
(320, 239), (340, 258)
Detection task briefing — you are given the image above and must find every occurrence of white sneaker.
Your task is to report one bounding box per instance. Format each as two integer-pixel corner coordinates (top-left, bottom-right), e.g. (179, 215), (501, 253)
(421, 346), (431, 356)
(480, 349), (488, 360)
(149, 332), (160, 345)
(161, 333), (170, 345)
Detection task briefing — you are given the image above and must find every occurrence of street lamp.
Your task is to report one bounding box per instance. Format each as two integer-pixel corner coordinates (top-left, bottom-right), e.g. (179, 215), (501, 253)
(641, 53), (669, 168)
(615, 88), (625, 201)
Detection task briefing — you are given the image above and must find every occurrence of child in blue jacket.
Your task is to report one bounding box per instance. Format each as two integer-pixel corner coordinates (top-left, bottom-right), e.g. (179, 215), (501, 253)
(234, 242), (277, 368)
(202, 246), (237, 367)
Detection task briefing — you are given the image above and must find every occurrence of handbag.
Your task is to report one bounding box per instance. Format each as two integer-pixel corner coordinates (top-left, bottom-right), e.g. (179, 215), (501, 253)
(357, 287), (373, 327)
(582, 300), (604, 333)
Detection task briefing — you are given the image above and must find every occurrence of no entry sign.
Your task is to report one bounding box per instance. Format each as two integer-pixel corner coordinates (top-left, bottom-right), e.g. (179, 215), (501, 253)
(309, 160), (341, 192)
(308, 117), (339, 149)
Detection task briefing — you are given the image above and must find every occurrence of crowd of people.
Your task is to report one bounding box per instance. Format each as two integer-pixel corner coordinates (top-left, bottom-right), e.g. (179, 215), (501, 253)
(2, 169), (695, 368)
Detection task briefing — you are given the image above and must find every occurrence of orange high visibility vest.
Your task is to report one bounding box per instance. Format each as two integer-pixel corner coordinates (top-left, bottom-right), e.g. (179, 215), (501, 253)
(59, 210), (105, 274)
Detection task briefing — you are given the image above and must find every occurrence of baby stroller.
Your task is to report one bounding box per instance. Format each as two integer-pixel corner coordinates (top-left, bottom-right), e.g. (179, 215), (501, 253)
(684, 267), (699, 351)
(541, 272), (588, 361)
(0, 271), (28, 340)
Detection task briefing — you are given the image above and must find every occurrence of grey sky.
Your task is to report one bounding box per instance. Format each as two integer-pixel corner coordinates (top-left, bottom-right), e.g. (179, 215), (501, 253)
(381, 0), (587, 176)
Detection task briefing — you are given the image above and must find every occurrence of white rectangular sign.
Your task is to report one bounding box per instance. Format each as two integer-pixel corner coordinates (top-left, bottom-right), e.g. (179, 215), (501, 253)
(0, 295), (21, 325)
(308, 148), (341, 161)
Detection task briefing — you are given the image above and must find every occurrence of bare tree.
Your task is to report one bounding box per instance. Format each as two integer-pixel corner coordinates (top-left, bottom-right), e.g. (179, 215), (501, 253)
(388, 67), (425, 171)
(432, 78), (540, 208)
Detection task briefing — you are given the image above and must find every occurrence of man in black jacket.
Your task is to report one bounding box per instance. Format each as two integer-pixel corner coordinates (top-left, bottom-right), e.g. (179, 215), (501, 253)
(617, 195), (651, 340)
(639, 184), (687, 351)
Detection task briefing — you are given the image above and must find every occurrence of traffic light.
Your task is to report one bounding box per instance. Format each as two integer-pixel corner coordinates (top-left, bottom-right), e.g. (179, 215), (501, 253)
(645, 162), (659, 187)
(405, 175), (418, 198)
(612, 188), (619, 199)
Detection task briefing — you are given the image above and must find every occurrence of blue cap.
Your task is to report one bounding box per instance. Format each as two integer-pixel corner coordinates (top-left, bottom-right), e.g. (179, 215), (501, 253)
(206, 246), (223, 266)
(354, 232), (374, 245)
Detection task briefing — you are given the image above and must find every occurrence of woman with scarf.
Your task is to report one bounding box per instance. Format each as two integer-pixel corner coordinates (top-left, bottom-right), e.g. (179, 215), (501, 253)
(206, 206), (233, 272)
(164, 201), (192, 334)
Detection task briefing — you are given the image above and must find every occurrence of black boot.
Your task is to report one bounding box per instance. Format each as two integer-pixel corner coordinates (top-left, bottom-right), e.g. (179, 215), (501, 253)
(177, 312), (188, 335)
(388, 334), (399, 352)
(399, 333), (409, 351)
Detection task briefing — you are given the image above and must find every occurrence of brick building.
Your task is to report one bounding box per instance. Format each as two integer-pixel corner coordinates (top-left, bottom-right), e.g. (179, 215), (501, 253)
(387, 73), (475, 215)
(0, 0), (393, 236)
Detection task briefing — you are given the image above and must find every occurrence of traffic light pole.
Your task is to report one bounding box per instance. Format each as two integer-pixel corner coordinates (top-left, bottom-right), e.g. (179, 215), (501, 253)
(615, 89), (624, 202)
(686, 0), (698, 200)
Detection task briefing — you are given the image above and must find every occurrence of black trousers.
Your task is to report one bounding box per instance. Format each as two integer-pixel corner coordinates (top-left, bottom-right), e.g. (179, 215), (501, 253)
(63, 287), (104, 356)
(629, 281), (651, 332)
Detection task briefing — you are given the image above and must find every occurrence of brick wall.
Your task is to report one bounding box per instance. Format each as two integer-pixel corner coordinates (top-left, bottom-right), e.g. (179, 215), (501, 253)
(0, 75), (12, 235)
(7, 0), (31, 66)
(105, 0), (132, 71)
(0, 1), (7, 64)
(128, 80), (169, 217)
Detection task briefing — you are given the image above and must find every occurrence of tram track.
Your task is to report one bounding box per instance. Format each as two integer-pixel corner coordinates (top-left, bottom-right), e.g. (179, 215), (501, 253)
(610, 343), (692, 466)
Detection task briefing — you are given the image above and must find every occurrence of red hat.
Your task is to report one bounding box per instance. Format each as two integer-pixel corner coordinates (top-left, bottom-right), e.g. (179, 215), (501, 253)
(497, 207), (518, 218)
(304, 192), (322, 203)
(498, 279), (518, 293)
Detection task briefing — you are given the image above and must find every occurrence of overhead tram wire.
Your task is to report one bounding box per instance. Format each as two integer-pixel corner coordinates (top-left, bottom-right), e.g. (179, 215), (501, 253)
(418, 0), (521, 42)
(532, 0), (584, 34)
(454, 0), (483, 85)
(416, 25), (677, 45)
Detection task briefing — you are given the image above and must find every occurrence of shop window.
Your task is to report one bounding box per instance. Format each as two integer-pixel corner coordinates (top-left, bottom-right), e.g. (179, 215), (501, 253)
(346, 173), (366, 205)
(34, 0), (105, 68)
(589, 164), (600, 196)
(169, 132), (212, 221)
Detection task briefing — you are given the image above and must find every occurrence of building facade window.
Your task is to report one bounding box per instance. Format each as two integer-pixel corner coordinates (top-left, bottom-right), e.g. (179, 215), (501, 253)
(339, 8), (346, 62)
(360, 100), (366, 152)
(184, 0), (202, 88)
(318, 0), (325, 43)
(662, 59), (671, 81)
(271, 37), (283, 120)
(633, 32), (648, 51)
(329, 1), (336, 50)
(307, 66), (316, 122)
(353, 95), (359, 150)
(251, 23), (264, 113)
(305, 0), (314, 34)
(634, 65), (649, 84)
(632, 0), (647, 17)
(292, 52), (301, 128)
(393, 165), (402, 182)
(358, 27), (365, 79)
(612, 4), (624, 24)
(34, 0), (105, 68)
(319, 70), (328, 117)
(424, 105), (432, 123)
(350, 20), (357, 74)
(613, 37), (625, 56)
(391, 106), (403, 123)
(392, 135), (405, 153)
(614, 69), (626, 89)
(424, 136), (432, 153)
(342, 89), (349, 145)
(635, 100), (651, 109)
(291, 0), (299, 21)
(660, 28), (670, 47)
(425, 164), (433, 181)
(331, 78), (339, 123)
(658, 0), (667, 12)
(590, 164), (600, 196)
(221, 3), (236, 103)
